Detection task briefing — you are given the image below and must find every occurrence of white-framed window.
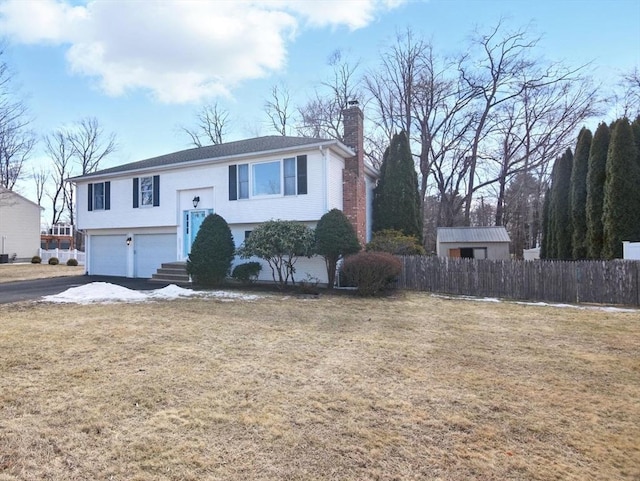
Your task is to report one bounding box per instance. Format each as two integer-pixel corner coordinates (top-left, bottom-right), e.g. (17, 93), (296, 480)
(252, 160), (281, 196)
(238, 164), (249, 199)
(283, 157), (296, 196)
(229, 155), (306, 201)
(88, 181), (110, 211)
(93, 182), (105, 210)
(133, 175), (160, 208)
(140, 176), (153, 206)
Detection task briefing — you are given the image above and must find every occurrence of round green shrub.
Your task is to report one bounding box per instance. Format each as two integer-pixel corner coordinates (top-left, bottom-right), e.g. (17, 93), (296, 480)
(231, 261), (262, 283)
(366, 229), (425, 255)
(66, 258), (79, 266)
(48, 257), (60, 265)
(31, 255), (42, 264)
(186, 213), (235, 286)
(341, 251), (402, 296)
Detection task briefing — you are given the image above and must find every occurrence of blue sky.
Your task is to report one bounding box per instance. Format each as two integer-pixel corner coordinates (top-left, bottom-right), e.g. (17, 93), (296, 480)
(2, 0), (639, 204)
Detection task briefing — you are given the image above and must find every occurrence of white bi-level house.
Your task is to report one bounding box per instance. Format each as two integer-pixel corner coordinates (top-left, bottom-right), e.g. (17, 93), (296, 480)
(71, 105), (376, 283)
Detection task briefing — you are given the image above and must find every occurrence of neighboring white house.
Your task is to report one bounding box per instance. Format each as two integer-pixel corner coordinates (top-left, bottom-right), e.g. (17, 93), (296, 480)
(0, 186), (42, 262)
(71, 105), (376, 283)
(623, 241), (640, 260)
(436, 226), (511, 260)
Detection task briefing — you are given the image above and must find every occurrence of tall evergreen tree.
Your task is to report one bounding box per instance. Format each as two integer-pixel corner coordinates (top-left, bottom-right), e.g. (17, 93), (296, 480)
(570, 128), (592, 259)
(550, 149), (574, 259)
(602, 118), (640, 259)
(540, 187), (552, 259)
(632, 116), (640, 164)
(586, 122), (610, 259)
(372, 131), (423, 242)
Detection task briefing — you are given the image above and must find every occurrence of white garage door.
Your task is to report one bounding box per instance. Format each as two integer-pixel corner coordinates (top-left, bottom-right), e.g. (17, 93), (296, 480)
(90, 235), (127, 277)
(134, 234), (177, 278)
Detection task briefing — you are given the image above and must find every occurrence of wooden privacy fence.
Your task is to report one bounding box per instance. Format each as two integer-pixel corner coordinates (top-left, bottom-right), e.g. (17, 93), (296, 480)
(396, 257), (640, 306)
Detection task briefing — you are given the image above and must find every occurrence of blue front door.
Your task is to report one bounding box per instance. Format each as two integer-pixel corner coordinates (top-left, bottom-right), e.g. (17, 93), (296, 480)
(183, 209), (210, 258)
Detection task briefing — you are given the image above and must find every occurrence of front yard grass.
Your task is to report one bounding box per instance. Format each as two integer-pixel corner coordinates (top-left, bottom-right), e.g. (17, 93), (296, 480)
(0, 263), (84, 283)
(0, 292), (638, 480)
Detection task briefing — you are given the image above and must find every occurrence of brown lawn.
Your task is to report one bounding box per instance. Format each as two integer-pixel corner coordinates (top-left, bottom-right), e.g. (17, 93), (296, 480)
(0, 291), (638, 480)
(0, 263), (84, 283)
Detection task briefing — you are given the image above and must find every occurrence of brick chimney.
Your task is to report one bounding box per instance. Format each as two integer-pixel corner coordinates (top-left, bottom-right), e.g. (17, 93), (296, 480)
(342, 101), (367, 246)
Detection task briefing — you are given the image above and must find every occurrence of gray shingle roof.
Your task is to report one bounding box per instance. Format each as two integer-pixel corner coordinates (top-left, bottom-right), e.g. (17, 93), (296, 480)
(71, 135), (341, 180)
(437, 227), (511, 243)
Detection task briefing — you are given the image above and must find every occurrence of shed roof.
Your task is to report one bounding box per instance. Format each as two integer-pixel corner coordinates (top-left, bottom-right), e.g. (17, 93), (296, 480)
(437, 226), (511, 243)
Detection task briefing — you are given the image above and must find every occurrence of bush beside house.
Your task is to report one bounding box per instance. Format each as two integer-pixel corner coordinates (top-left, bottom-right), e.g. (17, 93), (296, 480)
(187, 214), (235, 286)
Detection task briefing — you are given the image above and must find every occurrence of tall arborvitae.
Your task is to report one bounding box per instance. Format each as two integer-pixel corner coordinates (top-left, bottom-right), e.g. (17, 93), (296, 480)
(632, 116), (640, 164)
(602, 118), (640, 259)
(540, 187), (552, 259)
(586, 122), (610, 259)
(372, 131), (423, 242)
(549, 149), (574, 259)
(570, 128), (592, 259)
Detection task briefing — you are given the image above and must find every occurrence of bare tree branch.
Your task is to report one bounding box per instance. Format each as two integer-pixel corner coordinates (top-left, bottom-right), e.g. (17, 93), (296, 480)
(0, 46), (35, 189)
(265, 83), (292, 136)
(181, 103), (230, 147)
(67, 117), (117, 175)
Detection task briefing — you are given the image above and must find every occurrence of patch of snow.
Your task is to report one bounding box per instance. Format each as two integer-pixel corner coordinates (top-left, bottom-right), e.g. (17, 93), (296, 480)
(207, 290), (262, 301)
(42, 282), (262, 304)
(148, 284), (201, 299)
(432, 293), (638, 312)
(43, 282), (148, 304)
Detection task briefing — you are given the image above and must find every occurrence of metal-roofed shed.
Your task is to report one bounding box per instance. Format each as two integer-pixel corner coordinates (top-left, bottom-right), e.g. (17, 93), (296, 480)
(436, 226), (511, 260)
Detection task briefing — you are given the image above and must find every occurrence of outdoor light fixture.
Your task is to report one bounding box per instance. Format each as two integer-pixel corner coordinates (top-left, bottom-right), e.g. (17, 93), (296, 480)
(192, 196), (200, 208)
(126, 237), (132, 246)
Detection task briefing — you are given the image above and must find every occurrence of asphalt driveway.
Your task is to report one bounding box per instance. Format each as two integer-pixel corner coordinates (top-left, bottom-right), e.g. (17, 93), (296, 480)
(0, 276), (171, 304)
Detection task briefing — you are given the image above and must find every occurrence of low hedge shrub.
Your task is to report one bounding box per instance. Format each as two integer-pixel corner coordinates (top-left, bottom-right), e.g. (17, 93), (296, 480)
(66, 258), (79, 266)
(231, 261), (262, 283)
(31, 255), (42, 264)
(366, 229), (425, 255)
(341, 251), (402, 296)
(48, 257), (59, 265)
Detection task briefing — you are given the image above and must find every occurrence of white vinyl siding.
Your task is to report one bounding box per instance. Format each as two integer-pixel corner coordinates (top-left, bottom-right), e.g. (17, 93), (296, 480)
(0, 189), (41, 260)
(76, 148), (338, 230)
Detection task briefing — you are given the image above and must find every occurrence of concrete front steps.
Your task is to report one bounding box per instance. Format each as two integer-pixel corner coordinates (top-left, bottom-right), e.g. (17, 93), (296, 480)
(150, 262), (191, 285)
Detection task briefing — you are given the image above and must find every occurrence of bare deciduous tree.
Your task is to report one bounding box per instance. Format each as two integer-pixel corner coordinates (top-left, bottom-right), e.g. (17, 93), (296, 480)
(619, 67), (640, 118)
(0, 47), (35, 189)
(182, 103), (230, 147)
(67, 117), (117, 175)
(45, 118), (117, 226)
(45, 130), (73, 226)
(297, 50), (361, 141)
(32, 166), (48, 206)
(364, 21), (598, 248)
(265, 83), (292, 136)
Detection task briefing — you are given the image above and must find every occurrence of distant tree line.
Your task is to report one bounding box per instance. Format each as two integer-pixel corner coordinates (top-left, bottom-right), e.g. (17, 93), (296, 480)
(541, 116), (640, 259)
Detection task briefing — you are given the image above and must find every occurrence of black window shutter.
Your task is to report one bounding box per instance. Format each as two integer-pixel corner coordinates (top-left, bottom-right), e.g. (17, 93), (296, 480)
(104, 182), (111, 210)
(133, 178), (139, 208)
(153, 175), (160, 206)
(297, 155), (307, 195)
(88, 183), (93, 211)
(229, 165), (237, 201)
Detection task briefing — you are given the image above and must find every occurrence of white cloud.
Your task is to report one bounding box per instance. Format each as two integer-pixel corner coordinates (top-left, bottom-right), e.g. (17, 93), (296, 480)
(0, 0), (405, 103)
